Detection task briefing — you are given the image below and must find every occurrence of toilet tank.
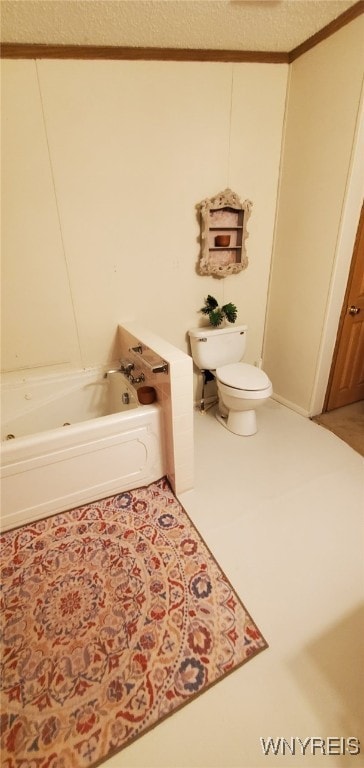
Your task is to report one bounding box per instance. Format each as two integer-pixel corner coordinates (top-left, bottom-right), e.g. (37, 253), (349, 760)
(189, 325), (247, 370)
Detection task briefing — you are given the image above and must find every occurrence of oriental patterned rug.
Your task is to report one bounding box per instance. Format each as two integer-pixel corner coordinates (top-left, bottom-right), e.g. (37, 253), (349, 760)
(0, 477), (267, 768)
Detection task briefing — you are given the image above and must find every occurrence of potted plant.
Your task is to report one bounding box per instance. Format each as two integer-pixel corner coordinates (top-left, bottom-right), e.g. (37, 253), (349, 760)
(199, 294), (238, 327)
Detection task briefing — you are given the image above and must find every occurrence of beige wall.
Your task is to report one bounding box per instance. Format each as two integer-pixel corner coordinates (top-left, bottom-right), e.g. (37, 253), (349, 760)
(3, 16), (363, 413)
(1, 59), (287, 380)
(263, 15), (364, 415)
(2, 60), (288, 380)
(1, 61), (81, 372)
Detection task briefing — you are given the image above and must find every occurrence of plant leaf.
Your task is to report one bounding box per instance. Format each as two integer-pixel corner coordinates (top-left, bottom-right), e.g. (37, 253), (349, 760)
(222, 303), (237, 323)
(209, 309), (224, 326)
(205, 295), (218, 309)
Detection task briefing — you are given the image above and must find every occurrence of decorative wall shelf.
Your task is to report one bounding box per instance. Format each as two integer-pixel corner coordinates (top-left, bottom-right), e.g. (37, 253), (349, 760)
(197, 188), (252, 278)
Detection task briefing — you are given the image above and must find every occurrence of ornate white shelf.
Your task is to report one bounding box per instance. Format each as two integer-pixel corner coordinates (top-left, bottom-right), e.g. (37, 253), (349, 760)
(197, 188), (252, 278)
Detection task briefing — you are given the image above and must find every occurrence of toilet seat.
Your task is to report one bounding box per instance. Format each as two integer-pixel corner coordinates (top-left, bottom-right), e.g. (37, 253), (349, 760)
(216, 362), (271, 392)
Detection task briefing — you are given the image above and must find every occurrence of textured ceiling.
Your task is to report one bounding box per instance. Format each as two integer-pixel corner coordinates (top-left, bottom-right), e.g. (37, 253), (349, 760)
(0, 0), (360, 52)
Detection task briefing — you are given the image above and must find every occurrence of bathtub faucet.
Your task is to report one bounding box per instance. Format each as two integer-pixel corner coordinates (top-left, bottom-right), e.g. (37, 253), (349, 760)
(104, 369), (121, 378)
(120, 360), (134, 375)
(120, 359), (145, 384)
(128, 372), (145, 385)
(105, 360), (144, 384)
(104, 360), (134, 378)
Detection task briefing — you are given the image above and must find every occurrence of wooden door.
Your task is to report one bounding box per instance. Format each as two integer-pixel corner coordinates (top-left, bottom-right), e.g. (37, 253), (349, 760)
(325, 202), (364, 411)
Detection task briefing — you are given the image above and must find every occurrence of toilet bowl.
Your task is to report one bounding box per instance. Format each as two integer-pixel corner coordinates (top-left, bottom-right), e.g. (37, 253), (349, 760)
(188, 324), (272, 436)
(216, 363), (273, 435)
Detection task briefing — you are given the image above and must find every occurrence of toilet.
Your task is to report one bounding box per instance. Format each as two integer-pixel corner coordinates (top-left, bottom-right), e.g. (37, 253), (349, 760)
(188, 324), (272, 436)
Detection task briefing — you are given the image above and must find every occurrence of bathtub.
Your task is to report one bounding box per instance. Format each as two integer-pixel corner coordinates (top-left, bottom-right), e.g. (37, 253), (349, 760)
(1, 368), (165, 532)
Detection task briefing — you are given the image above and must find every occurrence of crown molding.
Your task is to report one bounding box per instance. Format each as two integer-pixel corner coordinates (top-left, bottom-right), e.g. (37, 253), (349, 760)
(289, 0), (364, 62)
(1, 1), (363, 63)
(0, 44), (288, 63)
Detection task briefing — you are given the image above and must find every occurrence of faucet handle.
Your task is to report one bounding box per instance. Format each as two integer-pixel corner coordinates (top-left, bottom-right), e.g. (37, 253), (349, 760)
(120, 359), (134, 374)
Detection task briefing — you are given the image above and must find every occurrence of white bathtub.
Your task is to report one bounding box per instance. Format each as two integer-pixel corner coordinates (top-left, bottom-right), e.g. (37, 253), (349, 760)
(1, 368), (165, 531)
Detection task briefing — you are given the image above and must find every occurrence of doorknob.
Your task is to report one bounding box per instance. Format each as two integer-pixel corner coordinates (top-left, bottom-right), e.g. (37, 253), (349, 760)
(348, 305), (361, 316)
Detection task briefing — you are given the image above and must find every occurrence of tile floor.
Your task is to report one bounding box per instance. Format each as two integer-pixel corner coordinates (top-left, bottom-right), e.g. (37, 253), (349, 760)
(107, 399), (364, 768)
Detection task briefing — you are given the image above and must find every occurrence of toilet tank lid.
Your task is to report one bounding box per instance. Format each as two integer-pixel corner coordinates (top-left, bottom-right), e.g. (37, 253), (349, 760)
(189, 324), (247, 339)
(216, 362), (271, 390)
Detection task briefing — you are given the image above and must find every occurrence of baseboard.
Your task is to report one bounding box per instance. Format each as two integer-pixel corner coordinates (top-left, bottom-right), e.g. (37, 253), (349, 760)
(272, 394), (310, 418)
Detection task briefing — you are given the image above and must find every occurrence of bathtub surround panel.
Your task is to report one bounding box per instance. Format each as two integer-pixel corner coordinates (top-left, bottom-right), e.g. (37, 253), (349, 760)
(1, 58), (288, 384)
(1, 60), (80, 372)
(34, 59), (234, 368)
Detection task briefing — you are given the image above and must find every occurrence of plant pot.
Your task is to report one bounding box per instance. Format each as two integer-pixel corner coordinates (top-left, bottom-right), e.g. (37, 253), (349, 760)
(215, 234), (231, 247)
(137, 386), (156, 404)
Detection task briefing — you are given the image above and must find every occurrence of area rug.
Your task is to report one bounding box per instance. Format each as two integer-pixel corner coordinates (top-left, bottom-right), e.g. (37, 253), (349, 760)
(0, 477), (267, 768)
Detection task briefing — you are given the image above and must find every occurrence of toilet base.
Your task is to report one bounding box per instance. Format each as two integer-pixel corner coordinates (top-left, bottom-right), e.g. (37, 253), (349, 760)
(216, 408), (257, 436)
